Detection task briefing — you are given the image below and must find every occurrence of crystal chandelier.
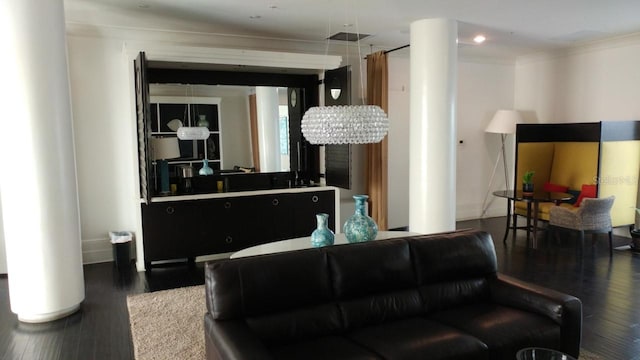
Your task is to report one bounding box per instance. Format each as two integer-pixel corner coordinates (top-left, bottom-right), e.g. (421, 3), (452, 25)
(301, 105), (389, 144)
(300, 3), (389, 145)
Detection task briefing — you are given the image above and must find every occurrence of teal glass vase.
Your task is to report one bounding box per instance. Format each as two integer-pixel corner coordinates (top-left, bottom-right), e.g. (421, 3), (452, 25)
(310, 213), (335, 248)
(343, 195), (378, 243)
(199, 159), (213, 175)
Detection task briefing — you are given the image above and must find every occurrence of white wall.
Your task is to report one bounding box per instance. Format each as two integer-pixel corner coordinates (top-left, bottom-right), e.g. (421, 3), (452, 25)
(66, 35), (139, 264)
(515, 34), (640, 122)
(386, 56), (516, 227)
(387, 56), (411, 229)
(456, 59), (516, 220)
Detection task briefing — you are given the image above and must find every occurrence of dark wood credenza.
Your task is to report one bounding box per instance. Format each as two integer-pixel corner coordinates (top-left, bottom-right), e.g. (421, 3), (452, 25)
(141, 187), (337, 269)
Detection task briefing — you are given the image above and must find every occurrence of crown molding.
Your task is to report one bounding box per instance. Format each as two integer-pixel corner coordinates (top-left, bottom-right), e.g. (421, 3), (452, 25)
(123, 41), (342, 71)
(516, 31), (640, 65)
(68, 22), (343, 71)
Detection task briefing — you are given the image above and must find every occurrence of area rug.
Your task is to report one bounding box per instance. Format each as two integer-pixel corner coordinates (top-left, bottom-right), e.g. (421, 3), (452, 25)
(127, 284), (603, 360)
(127, 285), (206, 360)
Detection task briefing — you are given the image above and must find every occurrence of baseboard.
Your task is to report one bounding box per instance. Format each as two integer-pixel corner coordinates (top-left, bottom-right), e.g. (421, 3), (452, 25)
(82, 237), (130, 264)
(457, 205), (506, 221)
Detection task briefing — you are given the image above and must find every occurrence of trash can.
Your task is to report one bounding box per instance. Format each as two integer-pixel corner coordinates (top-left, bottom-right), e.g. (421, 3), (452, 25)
(109, 231), (133, 269)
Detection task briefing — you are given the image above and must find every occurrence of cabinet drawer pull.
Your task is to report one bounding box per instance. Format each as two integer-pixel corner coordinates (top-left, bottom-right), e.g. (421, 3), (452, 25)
(272, 198), (279, 206)
(225, 236), (233, 244)
(224, 201), (232, 209)
(312, 195), (319, 203)
(165, 206), (175, 215)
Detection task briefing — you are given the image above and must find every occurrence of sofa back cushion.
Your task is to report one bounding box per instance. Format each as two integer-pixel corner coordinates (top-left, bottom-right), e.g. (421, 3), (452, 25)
(327, 239), (422, 328)
(205, 250), (343, 344)
(205, 250), (334, 319)
(410, 231), (497, 312)
(327, 239), (416, 298)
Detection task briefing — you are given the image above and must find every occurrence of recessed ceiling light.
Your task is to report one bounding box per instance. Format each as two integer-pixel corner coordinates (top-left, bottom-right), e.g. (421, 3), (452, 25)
(473, 34), (486, 44)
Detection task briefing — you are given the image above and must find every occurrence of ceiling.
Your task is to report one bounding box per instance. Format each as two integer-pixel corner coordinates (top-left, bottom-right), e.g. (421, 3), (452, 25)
(64, 0), (640, 59)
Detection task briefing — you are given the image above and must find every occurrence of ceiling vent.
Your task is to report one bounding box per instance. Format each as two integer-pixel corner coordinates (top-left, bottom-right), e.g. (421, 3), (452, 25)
(328, 32), (370, 42)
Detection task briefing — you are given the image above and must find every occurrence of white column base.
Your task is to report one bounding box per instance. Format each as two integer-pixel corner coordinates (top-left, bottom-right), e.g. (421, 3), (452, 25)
(18, 303), (82, 324)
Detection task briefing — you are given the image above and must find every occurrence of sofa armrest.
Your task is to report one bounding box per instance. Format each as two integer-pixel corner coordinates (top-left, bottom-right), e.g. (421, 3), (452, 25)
(204, 313), (273, 360)
(489, 274), (582, 358)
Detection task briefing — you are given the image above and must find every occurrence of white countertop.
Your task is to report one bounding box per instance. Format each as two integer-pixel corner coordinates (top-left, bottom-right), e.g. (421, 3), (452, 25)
(230, 231), (418, 258)
(149, 185), (338, 203)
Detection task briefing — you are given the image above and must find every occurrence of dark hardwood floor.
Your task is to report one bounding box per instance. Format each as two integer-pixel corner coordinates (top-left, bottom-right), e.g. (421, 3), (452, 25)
(1, 217), (639, 359)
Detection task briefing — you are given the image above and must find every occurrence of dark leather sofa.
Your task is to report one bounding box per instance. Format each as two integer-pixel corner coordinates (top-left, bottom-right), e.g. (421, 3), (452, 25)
(204, 230), (582, 359)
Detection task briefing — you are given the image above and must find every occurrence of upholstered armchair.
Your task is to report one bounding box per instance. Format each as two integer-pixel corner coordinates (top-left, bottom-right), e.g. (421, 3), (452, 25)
(549, 196), (615, 256)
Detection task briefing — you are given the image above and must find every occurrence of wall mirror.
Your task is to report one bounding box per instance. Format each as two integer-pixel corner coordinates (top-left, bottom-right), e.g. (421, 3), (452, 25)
(150, 83), (292, 173)
(134, 55), (324, 199)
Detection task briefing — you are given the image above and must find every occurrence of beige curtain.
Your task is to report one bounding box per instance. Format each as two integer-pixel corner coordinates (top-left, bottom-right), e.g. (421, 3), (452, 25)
(366, 51), (389, 230)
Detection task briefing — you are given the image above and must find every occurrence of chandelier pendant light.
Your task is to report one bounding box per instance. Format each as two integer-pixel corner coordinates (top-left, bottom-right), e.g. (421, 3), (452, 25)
(301, 5), (389, 145)
(301, 105), (388, 144)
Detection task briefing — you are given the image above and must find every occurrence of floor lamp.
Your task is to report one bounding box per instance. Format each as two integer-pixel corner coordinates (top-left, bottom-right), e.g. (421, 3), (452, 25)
(480, 110), (521, 218)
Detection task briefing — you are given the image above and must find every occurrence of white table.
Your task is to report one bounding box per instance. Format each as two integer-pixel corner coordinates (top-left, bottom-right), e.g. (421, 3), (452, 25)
(230, 231), (418, 258)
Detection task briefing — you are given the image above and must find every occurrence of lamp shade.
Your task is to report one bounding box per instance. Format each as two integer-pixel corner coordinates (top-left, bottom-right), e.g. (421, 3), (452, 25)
(485, 110), (522, 134)
(151, 137), (180, 160)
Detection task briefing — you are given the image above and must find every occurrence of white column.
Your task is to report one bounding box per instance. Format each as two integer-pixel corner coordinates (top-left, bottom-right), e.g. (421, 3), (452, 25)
(409, 19), (458, 234)
(0, 0), (85, 322)
(255, 86), (282, 172)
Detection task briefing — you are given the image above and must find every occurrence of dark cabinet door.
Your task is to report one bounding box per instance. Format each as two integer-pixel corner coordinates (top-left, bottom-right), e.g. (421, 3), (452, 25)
(199, 197), (251, 254)
(244, 194), (295, 244)
(142, 201), (202, 262)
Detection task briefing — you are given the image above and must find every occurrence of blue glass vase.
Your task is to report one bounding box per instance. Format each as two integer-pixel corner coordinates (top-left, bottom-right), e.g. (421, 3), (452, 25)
(343, 195), (378, 243)
(311, 213), (335, 247)
(199, 159), (213, 176)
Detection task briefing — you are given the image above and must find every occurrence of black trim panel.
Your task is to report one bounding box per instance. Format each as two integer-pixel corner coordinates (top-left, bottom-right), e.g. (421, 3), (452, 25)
(516, 123), (601, 142)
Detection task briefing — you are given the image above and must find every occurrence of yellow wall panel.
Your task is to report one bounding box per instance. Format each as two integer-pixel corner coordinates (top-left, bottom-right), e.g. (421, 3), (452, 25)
(599, 141), (640, 227)
(549, 142), (599, 190)
(516, 143), (554, 191)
